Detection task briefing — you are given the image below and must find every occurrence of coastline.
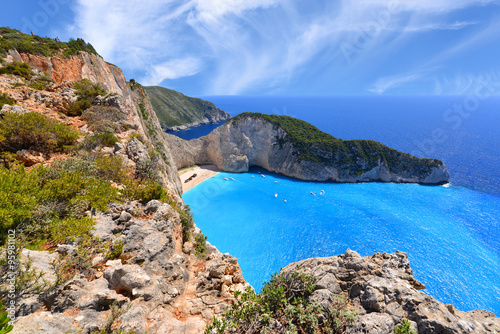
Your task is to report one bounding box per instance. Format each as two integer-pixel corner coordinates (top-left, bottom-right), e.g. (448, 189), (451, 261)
(179, 165), (220, 193)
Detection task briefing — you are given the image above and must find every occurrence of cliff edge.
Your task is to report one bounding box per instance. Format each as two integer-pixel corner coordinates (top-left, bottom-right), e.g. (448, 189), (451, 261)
(167, 112), (449, 185)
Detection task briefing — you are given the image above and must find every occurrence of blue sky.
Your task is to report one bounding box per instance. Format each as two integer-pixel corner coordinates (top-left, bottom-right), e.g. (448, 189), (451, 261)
(2, 0), (500, 96)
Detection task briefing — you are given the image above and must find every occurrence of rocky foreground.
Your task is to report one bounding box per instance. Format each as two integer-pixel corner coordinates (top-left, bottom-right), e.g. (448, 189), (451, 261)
(282, 250), (500, 334)
(12, 200), (248, 334)
(167, 114), (450, 185)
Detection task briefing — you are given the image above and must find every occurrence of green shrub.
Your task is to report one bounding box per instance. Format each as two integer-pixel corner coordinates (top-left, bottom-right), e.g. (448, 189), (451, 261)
(395, 319), (416, 334)
(179, 206), (194, 243)
(64, 79), (107, 116)
(0, 92), (14, 109)
(74, 79), (106, 101)
(0, 164), (40, 240)
(122, 178), (167, 203)
(0, 111), (79, 153)
(80, 132), (119, 150)
(106, 239), (124, 260)
(65, 99), (92, 117)
(194, 233), (208, 259)
(82, 106), (126, 133)
(49, 216), (95, 244)
(205, 271), (357, 334)
(0, 27), (98, 58)
(82, 105), (125, 123)
(28, 75), (54, 91)
(129, 132), (144, 143)
(0, 299), (14, 333)
(0, 62), (33, 80)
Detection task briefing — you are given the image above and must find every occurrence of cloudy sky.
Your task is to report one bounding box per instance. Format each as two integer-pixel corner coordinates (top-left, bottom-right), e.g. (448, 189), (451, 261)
(2, 0), (500, 96)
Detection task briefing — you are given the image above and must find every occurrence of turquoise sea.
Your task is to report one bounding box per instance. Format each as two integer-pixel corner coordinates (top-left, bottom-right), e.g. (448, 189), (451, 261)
(180, 96), (500, 315)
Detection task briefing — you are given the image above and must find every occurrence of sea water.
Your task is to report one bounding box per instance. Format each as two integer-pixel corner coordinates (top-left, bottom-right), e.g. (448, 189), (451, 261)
(180, 96), (500, 315)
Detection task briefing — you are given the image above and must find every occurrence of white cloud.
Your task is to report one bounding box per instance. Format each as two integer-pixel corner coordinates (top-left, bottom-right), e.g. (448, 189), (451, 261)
(368, 68), (436, 94)
(433, 71), (500, 95)
(142, 58), (202, 86)
(67, 0), (500, 95)
(404, 21), (478, 32)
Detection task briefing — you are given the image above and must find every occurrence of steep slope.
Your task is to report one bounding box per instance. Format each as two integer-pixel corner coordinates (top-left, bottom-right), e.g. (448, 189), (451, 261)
(144, 86), (231, 130)
(166, 113), (449, 184)
(0, 28), (246, 333)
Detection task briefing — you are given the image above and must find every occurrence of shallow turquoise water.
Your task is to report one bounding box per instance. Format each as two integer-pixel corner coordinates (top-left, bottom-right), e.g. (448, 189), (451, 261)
(183, 168), (500, 315)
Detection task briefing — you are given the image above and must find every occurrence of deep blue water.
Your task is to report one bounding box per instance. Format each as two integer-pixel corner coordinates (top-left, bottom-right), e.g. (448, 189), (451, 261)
(180, 96), (500, 315)
(165, 120), (226, 140)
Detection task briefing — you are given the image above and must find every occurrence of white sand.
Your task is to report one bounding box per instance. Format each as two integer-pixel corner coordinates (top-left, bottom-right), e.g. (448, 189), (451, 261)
(179, 165), (220, 193)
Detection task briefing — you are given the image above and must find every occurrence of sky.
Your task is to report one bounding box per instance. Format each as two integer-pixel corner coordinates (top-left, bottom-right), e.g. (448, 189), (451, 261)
(2, 0), (500, 96)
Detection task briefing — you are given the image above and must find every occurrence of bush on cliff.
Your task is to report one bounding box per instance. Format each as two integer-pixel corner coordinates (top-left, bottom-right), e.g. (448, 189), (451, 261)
(0, 27), (98, 58)
(0, 92), (15, 109)
(0, 62), (34, 80)
(205, 271), (356, 334)
(65, 79), (107, 116)
(79, 132), (119, 150)
(82, 106), (126, 133)
(0, 111), (79, 153)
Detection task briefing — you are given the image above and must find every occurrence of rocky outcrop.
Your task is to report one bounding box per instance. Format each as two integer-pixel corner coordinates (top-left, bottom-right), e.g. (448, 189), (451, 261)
(144, 86), (231, 130)
(282, 249), (500, 334)
(166, 114), (449, 185)
(11, 200), (249, 334)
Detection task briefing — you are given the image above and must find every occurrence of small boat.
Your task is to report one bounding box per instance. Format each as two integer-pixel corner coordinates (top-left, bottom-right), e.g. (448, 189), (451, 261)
(275, 193), (278, 198)
(261, 174), (265, 178)
(252, 175), (255, 178)
(224, 177), (228, 180)
(284, 199), (287, 202)
(310, 191), (316, 196)
(274, 181), (278, 183)
(230, 177), (235, 180)
(320, 190), (325, 195)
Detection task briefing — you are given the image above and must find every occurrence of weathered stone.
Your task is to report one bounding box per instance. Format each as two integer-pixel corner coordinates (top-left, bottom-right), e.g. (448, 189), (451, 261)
(144, 200), (162, 214)
(282, 251), (500, 334)
(56, 244), (77, 256)
(16, 298), (41, 317)
(15, 149), (44, 166)
(11, 312), (75, 334)
(156, 317), (207, 334)
(104, 262), (151, 295)
(21, 249), (59, 284)
(117, 211), (132, 223)
(118, 304), (148, 333)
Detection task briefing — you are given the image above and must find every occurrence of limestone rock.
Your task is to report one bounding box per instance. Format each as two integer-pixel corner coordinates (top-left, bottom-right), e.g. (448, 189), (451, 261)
(15, 149), (44, 167)
(166, 115), (450, 185)
(11, 312), (75, 334)
(282, 250), (500, 334)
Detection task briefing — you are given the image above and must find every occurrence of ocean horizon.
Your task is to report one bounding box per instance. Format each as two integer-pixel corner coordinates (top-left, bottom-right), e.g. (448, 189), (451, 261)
(178, 95), (500, 315)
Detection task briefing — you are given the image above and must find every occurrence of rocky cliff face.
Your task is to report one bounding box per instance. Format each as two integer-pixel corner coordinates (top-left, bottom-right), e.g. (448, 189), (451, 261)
(167, 114), (450, 185)
(282, 250), (500, 334)
(4, 48), (182, 196)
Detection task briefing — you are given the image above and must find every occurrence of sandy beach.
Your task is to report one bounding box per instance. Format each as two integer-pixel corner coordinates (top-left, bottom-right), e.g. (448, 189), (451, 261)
(179, 165), (220, 193)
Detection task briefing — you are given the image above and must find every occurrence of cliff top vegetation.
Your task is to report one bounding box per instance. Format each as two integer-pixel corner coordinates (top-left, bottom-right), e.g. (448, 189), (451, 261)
(0, 27), (98, 58)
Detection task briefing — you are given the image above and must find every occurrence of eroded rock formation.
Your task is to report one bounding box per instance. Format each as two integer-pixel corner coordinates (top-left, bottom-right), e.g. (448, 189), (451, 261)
(167, 115), (450, 185)
(282, 250), (500, 334)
